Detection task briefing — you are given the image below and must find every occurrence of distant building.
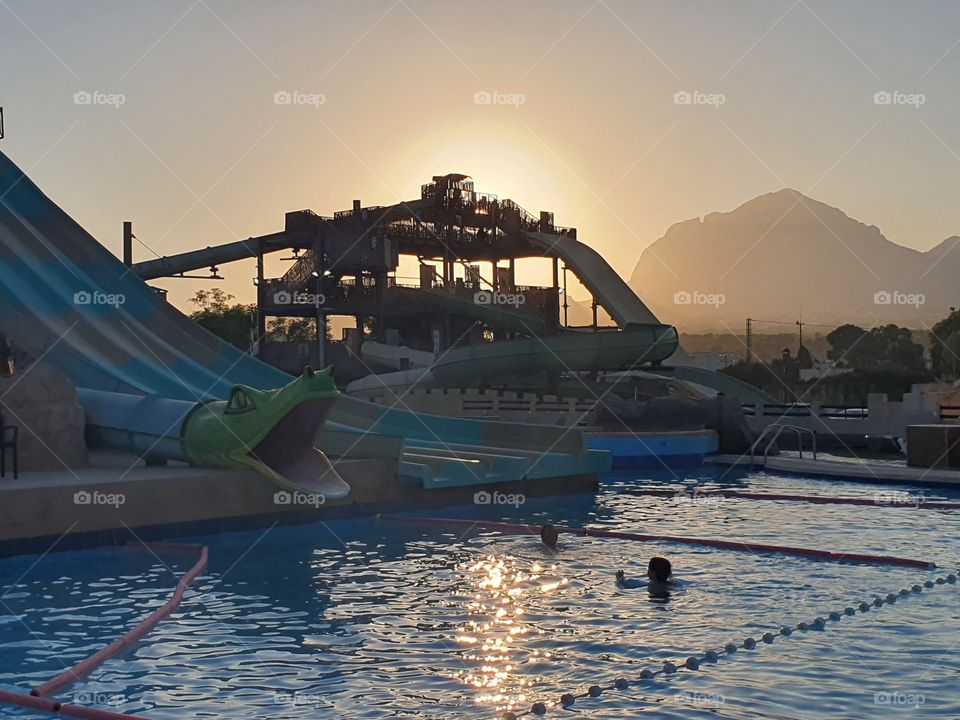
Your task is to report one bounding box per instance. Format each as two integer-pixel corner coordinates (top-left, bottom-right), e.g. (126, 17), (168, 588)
(689, 352), (738, 371)
(799, 360), (854, 382)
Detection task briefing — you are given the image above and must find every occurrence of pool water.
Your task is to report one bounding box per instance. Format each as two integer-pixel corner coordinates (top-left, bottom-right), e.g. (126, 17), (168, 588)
(2, 467), (959, 719)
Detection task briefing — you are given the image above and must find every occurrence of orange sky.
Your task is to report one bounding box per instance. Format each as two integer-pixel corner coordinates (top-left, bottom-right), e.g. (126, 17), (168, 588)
(5, 0), (960, 314)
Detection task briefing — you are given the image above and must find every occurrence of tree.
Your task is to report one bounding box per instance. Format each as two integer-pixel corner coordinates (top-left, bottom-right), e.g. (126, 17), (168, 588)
(188, 289), (256, 350)
(874, 324), (924, 374)
(827, 323), (924, 374)
(267, 317), (317, 342)
(826, 324), (866, 366)
(930, 307), (960, 378)
(941, 329), (960, 379)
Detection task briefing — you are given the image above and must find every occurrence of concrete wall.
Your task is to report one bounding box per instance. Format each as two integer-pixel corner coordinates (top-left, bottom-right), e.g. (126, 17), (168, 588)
(0, 363), (86, 471)
(745, 390), (941, 440)
(906, 425), (960, 469)
(0, 453), (596, 554)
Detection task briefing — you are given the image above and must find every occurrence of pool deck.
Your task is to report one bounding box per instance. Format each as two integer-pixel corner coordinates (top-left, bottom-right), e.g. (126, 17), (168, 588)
(709, 453), (960, 486)
(0, 451), (597, 557)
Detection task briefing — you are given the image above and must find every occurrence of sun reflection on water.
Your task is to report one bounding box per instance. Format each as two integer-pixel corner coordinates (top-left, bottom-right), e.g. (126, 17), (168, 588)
(451, 554), (568, 713)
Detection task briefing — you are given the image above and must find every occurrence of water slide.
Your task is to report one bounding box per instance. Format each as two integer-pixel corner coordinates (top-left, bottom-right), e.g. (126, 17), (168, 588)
(523, 230), (777, 405)
(524, 231), (663, 329)
(348, 324), (679, 394)
(0, 150), (609, 490)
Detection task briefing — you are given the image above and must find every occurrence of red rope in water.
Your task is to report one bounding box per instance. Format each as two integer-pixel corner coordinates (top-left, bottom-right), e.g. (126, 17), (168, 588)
(380, 515), (934, 568)
(0, 542), (210, 720)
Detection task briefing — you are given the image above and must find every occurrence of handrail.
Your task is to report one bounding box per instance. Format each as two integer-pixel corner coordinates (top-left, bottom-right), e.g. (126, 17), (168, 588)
(749, 423), (817, 466)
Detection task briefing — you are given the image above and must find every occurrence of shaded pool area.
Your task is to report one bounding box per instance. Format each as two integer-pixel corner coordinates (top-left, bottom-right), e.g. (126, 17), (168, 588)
(2, 466), (959, 718)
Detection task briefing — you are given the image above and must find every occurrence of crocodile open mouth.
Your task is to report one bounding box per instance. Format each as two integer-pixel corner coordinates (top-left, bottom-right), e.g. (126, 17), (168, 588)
(247, 396), (350, 500)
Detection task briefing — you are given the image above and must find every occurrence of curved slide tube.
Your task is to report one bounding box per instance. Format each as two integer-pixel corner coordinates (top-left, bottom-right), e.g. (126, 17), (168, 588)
(348, 325), (678, 394)
(381, 515), (934, 568)
(524, 230), (663, 329)
(523, 230), (780, 405)
(431, 324), (678, 384)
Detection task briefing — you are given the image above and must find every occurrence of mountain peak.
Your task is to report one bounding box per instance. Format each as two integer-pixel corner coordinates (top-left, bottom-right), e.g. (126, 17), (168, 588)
(734, 187), (834, 215)
(629, 189), (953, 331)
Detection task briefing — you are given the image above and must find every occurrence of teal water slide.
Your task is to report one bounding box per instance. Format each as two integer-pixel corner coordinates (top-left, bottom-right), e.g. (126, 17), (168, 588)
(0, 150), (609, 489)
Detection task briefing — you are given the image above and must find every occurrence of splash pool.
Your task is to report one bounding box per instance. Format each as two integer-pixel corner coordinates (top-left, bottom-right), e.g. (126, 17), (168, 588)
(2, 466), (959, 719)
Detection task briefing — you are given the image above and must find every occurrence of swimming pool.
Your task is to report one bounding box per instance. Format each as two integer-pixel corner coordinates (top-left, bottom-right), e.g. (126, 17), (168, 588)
(2, 466), (959, 718)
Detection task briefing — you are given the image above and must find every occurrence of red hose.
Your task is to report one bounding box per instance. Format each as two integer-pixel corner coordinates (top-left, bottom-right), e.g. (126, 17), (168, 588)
(31, 543), (208, 699)
(621, 488), (960, 510)
(381, 515), (934, 568)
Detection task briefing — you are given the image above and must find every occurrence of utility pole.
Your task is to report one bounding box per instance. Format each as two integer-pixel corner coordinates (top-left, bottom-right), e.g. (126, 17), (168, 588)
(122, 221), (134, 266)
(0, 107), (5, 140)
(562, 264), (569, 327)
(746, 317), (753, 363)
(796, 320), (804, 350)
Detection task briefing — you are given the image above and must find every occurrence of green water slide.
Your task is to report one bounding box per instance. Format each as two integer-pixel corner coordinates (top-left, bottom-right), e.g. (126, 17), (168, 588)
(431, 325), (679, 383)
(522, 230), (778, 405)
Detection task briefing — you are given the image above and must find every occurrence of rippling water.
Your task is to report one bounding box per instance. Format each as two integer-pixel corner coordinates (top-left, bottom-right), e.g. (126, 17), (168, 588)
(2, 467), (959, 718)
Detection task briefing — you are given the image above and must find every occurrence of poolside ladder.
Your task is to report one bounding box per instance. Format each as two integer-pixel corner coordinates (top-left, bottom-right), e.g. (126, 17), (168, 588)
(748, 422), (817, 467)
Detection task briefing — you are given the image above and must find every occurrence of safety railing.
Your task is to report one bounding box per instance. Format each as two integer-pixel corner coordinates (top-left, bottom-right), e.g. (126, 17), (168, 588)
(748, 422), (817, 466)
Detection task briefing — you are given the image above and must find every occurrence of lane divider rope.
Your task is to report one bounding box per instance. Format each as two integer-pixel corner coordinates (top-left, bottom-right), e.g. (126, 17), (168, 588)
(498, 569), (959, 718)
(380, 516), (935, 568)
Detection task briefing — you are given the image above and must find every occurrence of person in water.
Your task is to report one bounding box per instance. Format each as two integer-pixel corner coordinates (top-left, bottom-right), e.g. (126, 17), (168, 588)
(616, 557), (673, 590)
(540, 524), (559, 550)
(615, 569), (644, 589)
(647, 556), (672, 585)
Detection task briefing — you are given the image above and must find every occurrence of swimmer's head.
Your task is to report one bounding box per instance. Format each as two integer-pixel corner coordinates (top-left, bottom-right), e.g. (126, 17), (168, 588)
(647, 556), (672, 583)
(540, 524), (559, 549)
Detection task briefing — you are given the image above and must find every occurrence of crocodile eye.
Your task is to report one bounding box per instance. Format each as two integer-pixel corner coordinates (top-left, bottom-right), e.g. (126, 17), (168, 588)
(226, 388), (255, 413)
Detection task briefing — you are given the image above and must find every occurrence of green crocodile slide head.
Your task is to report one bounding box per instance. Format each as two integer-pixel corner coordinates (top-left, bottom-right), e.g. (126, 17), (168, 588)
(181, 367), (350, 500)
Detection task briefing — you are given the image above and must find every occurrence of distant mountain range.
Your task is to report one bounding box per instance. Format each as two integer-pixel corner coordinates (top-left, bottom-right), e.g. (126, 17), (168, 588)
(627, 189), (960, 332)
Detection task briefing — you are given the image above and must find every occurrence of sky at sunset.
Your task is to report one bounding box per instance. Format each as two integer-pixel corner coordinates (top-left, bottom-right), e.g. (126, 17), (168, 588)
(4, 0), (960, 311)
